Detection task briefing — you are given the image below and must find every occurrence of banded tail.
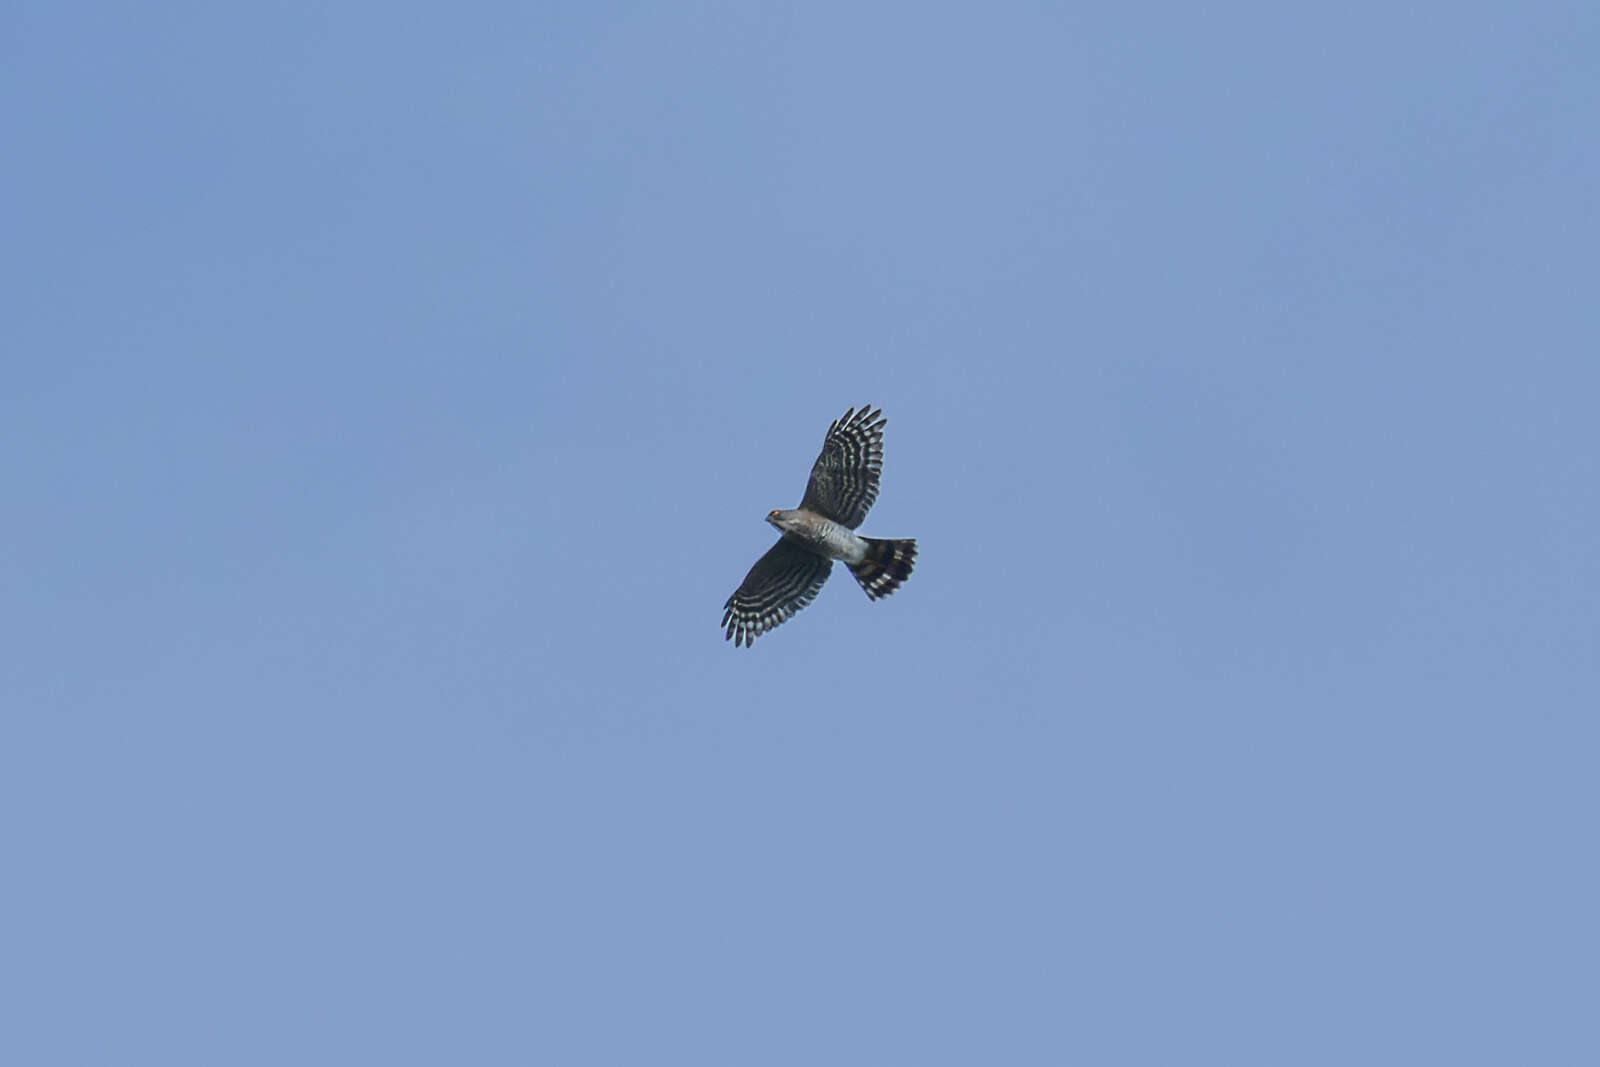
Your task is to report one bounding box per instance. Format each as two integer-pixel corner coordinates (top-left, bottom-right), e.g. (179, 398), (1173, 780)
(849, 537), (917, 601)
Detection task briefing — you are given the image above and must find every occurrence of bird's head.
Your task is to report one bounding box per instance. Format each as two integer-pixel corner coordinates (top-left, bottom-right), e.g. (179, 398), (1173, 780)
(766, 508), (787, 529)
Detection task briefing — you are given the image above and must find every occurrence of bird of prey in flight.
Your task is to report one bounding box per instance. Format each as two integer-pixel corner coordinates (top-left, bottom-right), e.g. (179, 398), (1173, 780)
(722, 406), (917, 647)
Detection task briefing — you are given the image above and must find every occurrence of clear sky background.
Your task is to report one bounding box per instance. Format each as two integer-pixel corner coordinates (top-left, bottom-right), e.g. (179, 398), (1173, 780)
(4, 2), (1597, 1063)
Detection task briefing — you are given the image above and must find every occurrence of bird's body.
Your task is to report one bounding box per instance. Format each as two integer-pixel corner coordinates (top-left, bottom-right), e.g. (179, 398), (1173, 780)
(766, 508), (869, 565)
(722, 406), (917, 647)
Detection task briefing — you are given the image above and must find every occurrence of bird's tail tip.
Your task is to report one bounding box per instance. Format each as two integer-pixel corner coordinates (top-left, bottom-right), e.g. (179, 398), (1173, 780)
(850, 538), (917, 600)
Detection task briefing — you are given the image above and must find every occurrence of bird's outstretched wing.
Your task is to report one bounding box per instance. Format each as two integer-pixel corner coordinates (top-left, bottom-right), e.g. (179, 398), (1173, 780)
(722, 538), (833, 647)
(799, 405), (886, 529)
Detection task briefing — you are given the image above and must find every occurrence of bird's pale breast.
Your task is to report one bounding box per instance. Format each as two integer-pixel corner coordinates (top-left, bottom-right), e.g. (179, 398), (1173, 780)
(777, 509), (868, 564)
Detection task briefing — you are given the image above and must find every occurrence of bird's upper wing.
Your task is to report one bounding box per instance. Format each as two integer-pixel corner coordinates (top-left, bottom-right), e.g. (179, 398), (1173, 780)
(722, 538), (834, 647)
(798, 405), (886, 529)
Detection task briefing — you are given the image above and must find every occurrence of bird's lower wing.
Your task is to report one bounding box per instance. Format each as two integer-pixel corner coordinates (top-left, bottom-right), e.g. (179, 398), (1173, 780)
(722, 538), (833, 647)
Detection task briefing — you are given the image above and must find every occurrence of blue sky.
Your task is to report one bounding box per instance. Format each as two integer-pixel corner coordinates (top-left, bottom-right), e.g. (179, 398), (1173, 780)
(4, 2), (1597, 1063)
